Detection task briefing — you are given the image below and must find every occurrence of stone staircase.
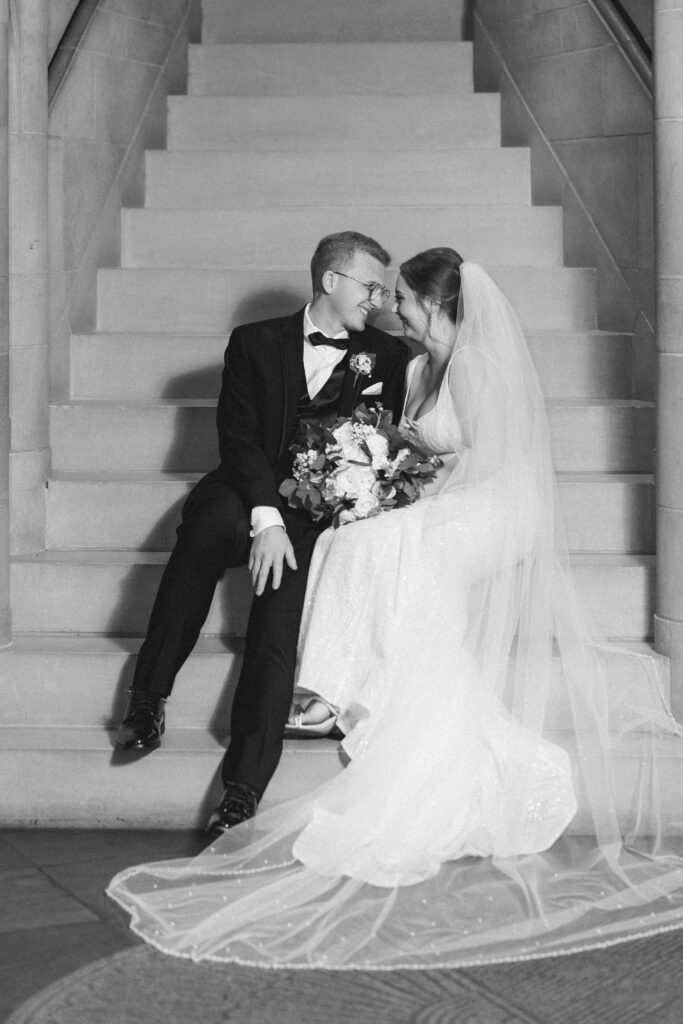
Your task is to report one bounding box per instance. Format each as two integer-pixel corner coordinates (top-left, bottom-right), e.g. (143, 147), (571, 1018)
(0, 0), (664, 827)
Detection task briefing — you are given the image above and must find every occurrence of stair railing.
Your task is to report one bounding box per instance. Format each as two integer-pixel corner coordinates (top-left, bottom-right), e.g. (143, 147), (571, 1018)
(588, 0), (652, 94)
(48, 0), (101, 108)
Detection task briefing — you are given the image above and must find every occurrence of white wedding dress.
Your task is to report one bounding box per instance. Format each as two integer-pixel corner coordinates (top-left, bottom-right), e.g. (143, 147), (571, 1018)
(108, 264), (683, 969)
(291, 354), (576, 876)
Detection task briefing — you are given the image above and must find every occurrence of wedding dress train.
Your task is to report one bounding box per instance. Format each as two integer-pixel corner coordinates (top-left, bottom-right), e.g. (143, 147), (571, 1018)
(107, 264), (683, 968)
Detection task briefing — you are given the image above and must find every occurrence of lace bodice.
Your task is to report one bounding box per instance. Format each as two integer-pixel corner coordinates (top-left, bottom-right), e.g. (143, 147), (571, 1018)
(399, 354), (462, 457)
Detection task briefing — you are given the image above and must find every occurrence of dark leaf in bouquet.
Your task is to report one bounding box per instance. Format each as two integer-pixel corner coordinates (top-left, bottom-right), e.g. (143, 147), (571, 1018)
(383, 428), (406, 450)
(279, 479), (298, 498)
(305, 425), (324, 447)
(373, 481), (396, 500)
(300, 483), (321, 503)
(396, 453), (421, 472)
(352, 404), (374, 425)
(400, 478), (418, 502)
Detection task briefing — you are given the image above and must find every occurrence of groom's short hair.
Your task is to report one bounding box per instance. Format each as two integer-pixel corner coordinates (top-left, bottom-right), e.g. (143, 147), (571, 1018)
(310, 232), (391, 295)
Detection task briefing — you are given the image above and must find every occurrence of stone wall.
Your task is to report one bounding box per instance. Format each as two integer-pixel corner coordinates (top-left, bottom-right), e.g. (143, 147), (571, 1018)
(48, 0), (200, 400)
(474, 0), (654, 396)
(620, 0), (653, 45)
(0, 0), (10, 641)
(9, 0), (49, 555)
(49, 0), (80, 58)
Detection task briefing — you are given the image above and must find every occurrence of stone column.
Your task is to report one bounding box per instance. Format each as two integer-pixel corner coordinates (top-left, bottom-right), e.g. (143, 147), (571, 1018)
(0, 1), (10, 645)
(8, 0), (49, 555)
(654, 0), (683, 716)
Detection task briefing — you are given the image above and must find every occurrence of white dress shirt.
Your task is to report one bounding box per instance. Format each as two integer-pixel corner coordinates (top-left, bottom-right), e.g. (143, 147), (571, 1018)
(250, 304), (349, 536)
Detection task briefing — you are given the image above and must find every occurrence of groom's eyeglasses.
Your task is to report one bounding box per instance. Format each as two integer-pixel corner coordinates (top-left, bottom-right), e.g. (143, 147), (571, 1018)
(333, 271), (391, 304)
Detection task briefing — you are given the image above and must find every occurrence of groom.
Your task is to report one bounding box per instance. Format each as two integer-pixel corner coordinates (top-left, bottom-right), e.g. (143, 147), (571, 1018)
(115, 231), (409, 836)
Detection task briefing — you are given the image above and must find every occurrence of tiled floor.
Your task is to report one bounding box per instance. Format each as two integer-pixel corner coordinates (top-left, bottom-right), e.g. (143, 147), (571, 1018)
(0, 828), (206, 1022)
(3, 828), (683, 1024)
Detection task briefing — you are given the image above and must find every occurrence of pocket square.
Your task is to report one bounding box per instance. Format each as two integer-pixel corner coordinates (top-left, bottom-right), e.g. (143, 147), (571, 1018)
(361, 382), (383, 396)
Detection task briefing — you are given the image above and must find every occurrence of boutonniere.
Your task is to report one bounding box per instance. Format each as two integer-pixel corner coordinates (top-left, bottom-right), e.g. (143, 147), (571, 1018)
(350, 351), (376, 387)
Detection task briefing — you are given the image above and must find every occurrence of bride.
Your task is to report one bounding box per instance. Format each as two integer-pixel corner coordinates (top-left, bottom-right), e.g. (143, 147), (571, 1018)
(108, 251), (683, 968)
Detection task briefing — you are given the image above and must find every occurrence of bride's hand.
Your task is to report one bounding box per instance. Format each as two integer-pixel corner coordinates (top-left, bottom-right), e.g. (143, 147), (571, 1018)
(249, 526), (297, 596)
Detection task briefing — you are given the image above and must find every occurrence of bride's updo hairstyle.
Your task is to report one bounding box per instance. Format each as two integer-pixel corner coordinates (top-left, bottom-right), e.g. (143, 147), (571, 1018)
(399, 247), (464, 324)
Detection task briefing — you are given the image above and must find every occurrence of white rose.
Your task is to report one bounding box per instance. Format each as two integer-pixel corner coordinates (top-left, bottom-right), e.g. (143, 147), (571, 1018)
(351, 352), (375, 376)
(333, 424), (370, 463)
(322, 478), (343, 501)
(341, 443), (371, 464)
(364, 432), (389, 461)
(331, 464), (376, 498)
(353, 491), (381, 519)
(332, 422), (354, 446)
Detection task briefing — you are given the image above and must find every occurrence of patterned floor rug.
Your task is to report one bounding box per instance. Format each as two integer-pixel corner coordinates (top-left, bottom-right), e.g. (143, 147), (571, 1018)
(7, 932), (683, 1024)
(5, 947), (524, 1024)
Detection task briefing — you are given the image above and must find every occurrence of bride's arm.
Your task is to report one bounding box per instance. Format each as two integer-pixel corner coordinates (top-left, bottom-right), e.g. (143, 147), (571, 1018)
(400, 353), (424, 421)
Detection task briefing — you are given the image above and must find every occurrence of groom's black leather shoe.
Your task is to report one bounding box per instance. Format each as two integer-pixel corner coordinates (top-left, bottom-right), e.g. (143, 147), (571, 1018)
(205, 782), (260, 841)
(115, 691), (166, 751)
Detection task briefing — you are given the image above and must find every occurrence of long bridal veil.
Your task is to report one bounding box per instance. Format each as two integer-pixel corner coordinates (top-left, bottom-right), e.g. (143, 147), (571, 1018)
(107, 262), (683, 969)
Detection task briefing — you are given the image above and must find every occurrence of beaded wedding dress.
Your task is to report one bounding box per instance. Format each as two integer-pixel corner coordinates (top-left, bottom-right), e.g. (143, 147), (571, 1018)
(108, 263), (683, 969)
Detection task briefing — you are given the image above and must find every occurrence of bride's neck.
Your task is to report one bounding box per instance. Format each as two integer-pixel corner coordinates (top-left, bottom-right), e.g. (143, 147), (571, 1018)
(421, 328), (457, 374)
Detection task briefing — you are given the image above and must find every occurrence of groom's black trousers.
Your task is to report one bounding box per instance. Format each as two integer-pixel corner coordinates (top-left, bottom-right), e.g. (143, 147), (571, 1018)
(132, 474), (326, 796)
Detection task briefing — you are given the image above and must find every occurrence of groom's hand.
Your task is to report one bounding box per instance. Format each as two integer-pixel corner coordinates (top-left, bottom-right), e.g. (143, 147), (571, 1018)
(249, 526), (298, 596)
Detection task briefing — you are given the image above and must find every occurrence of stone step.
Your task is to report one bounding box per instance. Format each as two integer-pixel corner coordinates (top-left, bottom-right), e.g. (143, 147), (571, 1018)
(200, 0), (471, 44)
(45, 473), (655, 555)
(166, 94), (502, 151)
(0, 725), (338, 827)
(49, 399), (653, 475)
(1, 723), (678, 830)
(0, 636), (244, 730)
(188, 42), (474, 96)
(96, 267), (598, 333)
(10, 551), (655, 640)
(546, 399), (653, 473)
(9, 551), (250, 638)
(0, 635), (664, 736)
(121, 206), (563, 270)
(143, 149), (533, 209)
(556, 474), (654, 553)
(525, 330), (633, 400)
(70, 330), (633, 401)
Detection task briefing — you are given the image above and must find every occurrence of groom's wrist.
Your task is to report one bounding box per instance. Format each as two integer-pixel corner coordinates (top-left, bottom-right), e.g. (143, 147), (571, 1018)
(250, 506), (286, 537)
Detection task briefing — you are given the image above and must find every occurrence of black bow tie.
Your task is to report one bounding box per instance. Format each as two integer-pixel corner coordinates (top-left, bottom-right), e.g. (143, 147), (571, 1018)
(307, 331), (350, 350)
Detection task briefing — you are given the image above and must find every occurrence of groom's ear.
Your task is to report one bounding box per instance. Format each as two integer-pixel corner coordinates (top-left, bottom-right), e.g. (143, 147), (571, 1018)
(320, 269), (336, 295)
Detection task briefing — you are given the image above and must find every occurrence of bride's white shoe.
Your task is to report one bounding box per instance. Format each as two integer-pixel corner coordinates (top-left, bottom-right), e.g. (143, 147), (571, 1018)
(284, 696), (340, 738)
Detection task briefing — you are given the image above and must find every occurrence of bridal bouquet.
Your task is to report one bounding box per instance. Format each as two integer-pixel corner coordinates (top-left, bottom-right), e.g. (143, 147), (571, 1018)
(279, 404), (442, 527)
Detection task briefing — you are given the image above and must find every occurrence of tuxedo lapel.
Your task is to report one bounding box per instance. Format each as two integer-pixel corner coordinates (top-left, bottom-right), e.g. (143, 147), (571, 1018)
(278, 309), (306, 460)
(339, 332), (373, 415)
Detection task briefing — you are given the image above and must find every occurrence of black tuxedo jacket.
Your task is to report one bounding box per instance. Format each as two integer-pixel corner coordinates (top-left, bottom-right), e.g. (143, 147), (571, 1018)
(210, 307), (409, 514)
